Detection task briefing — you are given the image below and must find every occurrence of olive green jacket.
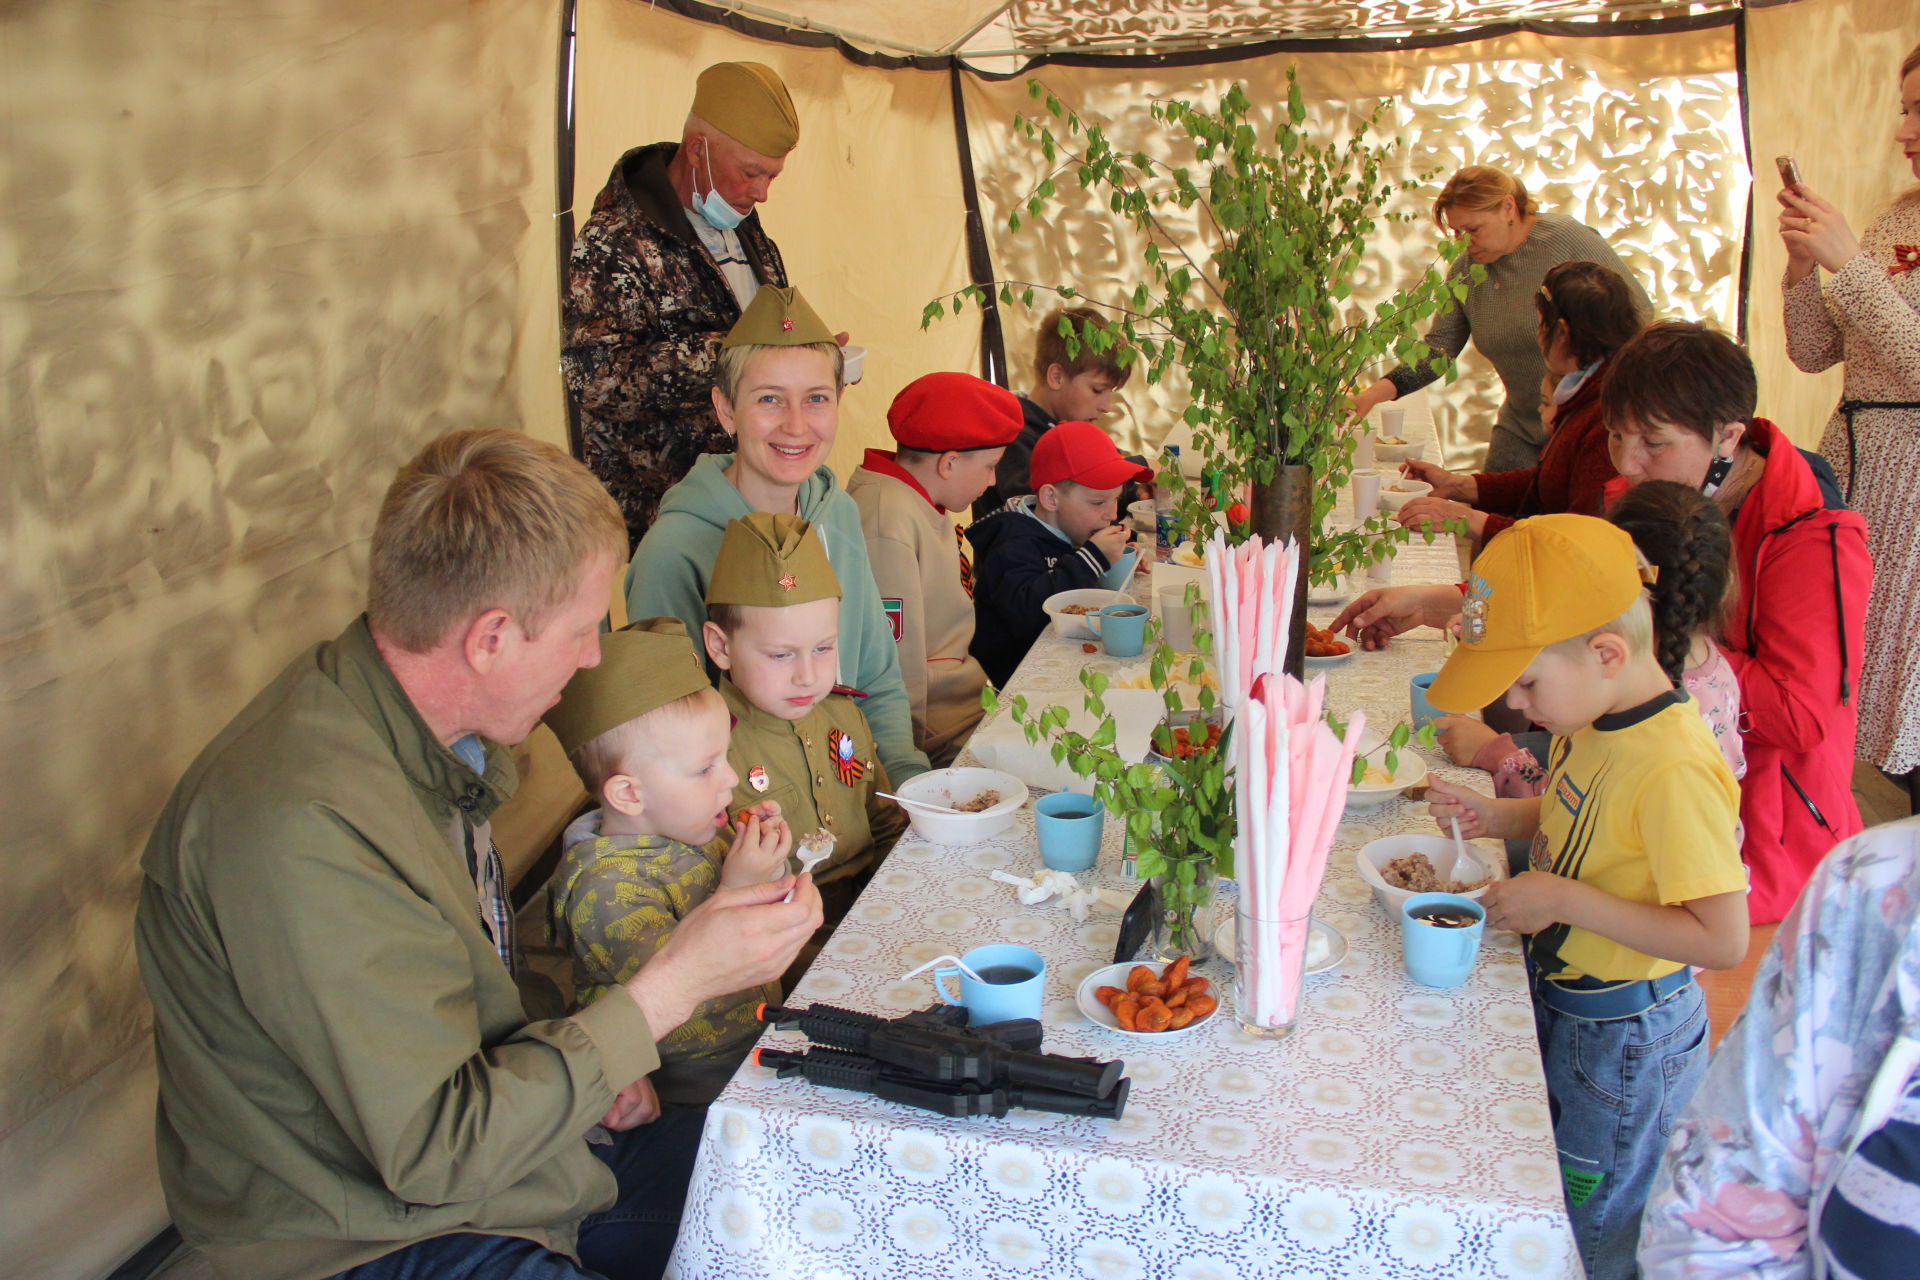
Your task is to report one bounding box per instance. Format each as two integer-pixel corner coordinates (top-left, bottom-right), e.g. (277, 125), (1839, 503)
(135, 617), (660, 1279)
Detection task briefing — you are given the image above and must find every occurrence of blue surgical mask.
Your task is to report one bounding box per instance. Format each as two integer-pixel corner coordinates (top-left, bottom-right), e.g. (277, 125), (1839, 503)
(693, 143), (746, 231)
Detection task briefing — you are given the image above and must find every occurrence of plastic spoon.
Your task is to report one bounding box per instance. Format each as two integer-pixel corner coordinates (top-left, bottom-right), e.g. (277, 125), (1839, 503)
(1447, 817), (1478, 884)
(876, 790), (964, 815)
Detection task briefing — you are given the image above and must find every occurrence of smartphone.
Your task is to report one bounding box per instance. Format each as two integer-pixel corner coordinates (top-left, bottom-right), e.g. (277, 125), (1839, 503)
(1776, 155), (1804, 189)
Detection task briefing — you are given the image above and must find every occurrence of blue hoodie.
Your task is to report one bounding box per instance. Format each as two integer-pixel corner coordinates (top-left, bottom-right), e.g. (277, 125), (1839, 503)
(626, 454), (929, 783)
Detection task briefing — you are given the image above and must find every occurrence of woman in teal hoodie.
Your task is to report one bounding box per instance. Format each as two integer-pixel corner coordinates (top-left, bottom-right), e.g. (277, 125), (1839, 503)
(625, 286), (930, 783)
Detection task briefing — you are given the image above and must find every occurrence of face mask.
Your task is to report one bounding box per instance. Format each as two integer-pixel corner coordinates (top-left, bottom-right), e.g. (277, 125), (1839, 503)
(693, 143), (746, 231)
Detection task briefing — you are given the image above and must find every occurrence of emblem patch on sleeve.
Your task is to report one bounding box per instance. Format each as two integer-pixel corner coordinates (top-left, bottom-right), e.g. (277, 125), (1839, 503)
(882, 598), (903, 644)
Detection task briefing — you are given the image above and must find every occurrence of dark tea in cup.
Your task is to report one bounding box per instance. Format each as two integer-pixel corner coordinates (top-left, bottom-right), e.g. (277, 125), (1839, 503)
(973, 964), (1038, 985)
(1413, 908), (1479, 929)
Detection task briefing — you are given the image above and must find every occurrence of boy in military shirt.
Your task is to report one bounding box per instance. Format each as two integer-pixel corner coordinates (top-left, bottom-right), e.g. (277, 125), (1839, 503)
(1421, 515), (1749, 1280)
(847, 371), (1024, 766)
(544, 618), (797, 1107)
(702, 512), (907, 975)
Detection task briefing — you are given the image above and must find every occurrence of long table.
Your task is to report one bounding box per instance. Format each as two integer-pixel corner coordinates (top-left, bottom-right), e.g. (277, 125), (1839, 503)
(667, 532), (1579, 1280)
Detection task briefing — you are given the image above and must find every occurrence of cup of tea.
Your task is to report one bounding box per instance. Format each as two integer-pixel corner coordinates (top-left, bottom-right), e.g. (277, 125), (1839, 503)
(1087, 603), (1149, 658)
(1400, 892), (1485, 988)
(933, 944), (1046, 1024)
(1034, 791), (1105, 872)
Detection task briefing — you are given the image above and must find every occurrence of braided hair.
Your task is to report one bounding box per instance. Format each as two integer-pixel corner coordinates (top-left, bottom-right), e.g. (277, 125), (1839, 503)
(1605, 481), (1735, 686)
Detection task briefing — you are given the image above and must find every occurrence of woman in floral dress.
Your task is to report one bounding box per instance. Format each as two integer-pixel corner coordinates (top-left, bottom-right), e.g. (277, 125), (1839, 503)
(1780, 42), (1920, 806)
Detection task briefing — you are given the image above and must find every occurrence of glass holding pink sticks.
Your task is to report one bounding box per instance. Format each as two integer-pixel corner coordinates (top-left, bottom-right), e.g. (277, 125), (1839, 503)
(1201, 530), (1367, 1036)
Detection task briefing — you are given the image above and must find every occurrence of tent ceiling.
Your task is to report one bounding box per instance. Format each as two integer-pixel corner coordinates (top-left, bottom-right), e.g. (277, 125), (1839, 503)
(700, 0), (1734, 59)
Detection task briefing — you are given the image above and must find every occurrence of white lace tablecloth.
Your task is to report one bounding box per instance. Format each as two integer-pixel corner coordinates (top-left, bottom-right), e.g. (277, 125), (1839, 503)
(668, 535), (1579, 1280)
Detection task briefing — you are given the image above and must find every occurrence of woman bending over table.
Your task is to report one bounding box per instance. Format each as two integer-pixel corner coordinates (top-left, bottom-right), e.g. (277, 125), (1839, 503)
(1349, 165), (1651, 471)
(1394, 258), (1646, 547)
(1779, 41), (1920, 807)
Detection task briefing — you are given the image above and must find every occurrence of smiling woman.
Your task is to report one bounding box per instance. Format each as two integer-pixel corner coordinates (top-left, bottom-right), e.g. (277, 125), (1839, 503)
(626, 286), (931, 784)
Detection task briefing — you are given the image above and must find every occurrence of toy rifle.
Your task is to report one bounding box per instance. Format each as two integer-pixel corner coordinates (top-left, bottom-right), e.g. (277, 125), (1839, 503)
(756, 1002), (1129, 1120)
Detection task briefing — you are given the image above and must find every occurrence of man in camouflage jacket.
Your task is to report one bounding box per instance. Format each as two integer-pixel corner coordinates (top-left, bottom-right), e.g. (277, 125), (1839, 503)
(564, 142), (787, 543)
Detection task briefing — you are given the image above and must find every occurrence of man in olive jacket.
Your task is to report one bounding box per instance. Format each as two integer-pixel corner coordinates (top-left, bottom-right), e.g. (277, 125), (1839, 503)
(134, 430), (821, 1280)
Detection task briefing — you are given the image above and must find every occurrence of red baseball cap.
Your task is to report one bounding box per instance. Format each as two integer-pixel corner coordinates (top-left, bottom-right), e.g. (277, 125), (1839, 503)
(886, 372), (1023, 452)
(1030, 420), (1152, 491)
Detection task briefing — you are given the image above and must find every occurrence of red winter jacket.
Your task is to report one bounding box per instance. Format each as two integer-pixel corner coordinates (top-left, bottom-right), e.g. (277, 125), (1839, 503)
(1475, 362), (1620, 541)
(1704, 420), (1870, 922)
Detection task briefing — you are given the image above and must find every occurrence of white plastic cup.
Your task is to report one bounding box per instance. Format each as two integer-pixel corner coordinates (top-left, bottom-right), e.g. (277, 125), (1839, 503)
(1352, 429), (1377, 471)
(1366, 541), (1395, 584)
(1351, 470), (1383, 522)
(1158, 585), (1197, 652)
(1380, 405), (1406, 441)
(840, 344), (867, 385)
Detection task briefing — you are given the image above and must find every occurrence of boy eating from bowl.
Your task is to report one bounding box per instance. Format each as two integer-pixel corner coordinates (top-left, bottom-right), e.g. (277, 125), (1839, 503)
(703, 512), (905, 983)
(1422, 513), (1747, 1280)
(848, 371), (1024, 766)
(966, 419), (1151, 686)
(544, 618), (797, 1107)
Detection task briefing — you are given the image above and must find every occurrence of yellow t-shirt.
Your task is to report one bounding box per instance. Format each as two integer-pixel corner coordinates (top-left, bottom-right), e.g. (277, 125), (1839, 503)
(1531, 690), (1746, 982)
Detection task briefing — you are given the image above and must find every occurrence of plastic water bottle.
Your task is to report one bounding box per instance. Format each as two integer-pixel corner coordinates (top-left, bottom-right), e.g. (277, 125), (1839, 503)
(1155, 444), (1181, 552)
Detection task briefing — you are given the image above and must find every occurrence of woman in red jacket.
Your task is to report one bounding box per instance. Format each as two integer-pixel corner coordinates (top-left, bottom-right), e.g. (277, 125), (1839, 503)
(1395, 259), (1644, 545)
(1601, 322), (1871, 924)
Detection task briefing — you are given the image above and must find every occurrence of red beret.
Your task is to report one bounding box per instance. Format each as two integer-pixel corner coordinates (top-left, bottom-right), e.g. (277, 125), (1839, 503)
(1030, 420), (1153, 491)
(886, 372), (1023, 452)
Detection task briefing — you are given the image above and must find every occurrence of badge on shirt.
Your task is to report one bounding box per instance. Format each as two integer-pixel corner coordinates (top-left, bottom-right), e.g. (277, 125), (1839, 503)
(827, 728), (867, 786)
(748, 765), (770, 793)
(882, 597), (904, 644)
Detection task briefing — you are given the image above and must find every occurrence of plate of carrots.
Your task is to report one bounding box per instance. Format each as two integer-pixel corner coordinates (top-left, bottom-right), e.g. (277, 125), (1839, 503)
(1077, 955), (1220, 1040)
(1303, 624), (1353, 667)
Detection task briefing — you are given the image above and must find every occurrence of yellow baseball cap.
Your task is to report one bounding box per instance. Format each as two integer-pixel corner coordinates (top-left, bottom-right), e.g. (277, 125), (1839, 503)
(1427, 514), (1646, 714)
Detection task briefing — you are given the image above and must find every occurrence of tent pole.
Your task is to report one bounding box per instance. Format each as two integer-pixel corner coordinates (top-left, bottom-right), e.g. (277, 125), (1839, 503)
(948, 64), (1008, 388)
(555, 0), (584, 460)
(943, 2), (1019, 57)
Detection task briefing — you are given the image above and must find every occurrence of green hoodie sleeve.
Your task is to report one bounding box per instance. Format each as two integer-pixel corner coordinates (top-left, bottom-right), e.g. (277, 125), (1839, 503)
(814, 492), (930, 782)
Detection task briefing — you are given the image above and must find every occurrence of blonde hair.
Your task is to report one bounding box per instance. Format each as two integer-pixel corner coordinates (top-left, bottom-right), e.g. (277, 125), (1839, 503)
(714, 341), (844, 404)
(367, 429), (627, 653)
(1435, 165), (1534, 226)
(573, 687), (725, 795)
(1548, 591), (1655, 662)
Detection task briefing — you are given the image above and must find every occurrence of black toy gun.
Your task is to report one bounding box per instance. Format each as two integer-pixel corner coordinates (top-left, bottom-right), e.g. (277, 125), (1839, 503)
(755, 1044), (1130, 1119)
(757, 1002), (1129, 1119)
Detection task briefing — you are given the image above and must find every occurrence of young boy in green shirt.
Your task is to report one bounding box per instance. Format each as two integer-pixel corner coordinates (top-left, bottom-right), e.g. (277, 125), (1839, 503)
(702, 512), (906, 983)
(1423, 514), (1749, 1280)
(545, 618), (795, 1107)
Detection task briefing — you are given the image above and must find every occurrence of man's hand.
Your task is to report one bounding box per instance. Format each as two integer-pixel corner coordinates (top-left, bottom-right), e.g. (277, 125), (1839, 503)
(1479, 871), (1570, 935)
(599, 1076), (661, 1131)
(1396, 495), (1486, 540)
(1434, 714), (1499, 767)
(622, 877), (822, 1038)
(1090, 523), (1132, 564)
(720, 803), (792, 888)
(1400, 458), (1476, 503)
(1329, 583), (1463, 650)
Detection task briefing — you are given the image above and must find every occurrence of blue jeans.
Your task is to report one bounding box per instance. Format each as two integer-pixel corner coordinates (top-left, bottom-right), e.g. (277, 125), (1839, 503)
(1535, 980), (1707, 1280)
(329, 1103), (706, 1280)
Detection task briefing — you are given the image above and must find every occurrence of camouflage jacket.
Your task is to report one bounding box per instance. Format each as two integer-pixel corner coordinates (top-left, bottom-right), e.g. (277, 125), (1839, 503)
(562, 142), (787, 543)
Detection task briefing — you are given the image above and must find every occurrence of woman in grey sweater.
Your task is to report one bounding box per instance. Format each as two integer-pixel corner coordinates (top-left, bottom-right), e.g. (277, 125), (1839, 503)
(1352, 165), (1652, 471)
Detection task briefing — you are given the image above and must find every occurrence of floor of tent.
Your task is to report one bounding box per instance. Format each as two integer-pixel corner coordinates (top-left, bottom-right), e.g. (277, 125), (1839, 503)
(135, 765), (1912, 1280)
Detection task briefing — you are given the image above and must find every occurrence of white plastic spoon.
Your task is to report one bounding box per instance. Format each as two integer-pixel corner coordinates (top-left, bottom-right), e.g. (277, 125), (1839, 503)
(876, 789), (964, 816)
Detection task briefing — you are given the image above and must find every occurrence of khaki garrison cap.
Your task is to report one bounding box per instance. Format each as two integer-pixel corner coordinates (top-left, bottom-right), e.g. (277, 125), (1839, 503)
(542, 618), (712, 758)
(722, 285), (835, 350)
(692, 62), (800, 157)
(706, 513), (842, 608)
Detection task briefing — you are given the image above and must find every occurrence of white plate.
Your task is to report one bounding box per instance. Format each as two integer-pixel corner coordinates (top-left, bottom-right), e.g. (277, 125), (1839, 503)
(1344, 734), (1428, 809)
(1306, 573), (1352, 607)
(1304, 648), (1354, 669)
(1076, 961), (1219, 1041)
(1210, 915), (1348, 975)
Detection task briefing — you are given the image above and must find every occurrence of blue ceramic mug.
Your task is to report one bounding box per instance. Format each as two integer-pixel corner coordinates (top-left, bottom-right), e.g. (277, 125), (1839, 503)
(1087, 603), (1150, 658)
(1400, 892), (1486, 988)
(1034, 791), (1105, 872)
(1409, 671), (1444, 731)
(934, 944), (1046, 1024)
